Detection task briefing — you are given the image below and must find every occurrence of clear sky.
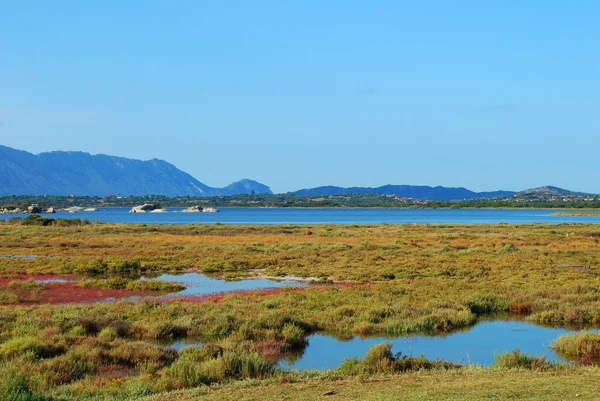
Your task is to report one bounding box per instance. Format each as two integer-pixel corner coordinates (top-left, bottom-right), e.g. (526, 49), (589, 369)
(1, 1), (599, 193)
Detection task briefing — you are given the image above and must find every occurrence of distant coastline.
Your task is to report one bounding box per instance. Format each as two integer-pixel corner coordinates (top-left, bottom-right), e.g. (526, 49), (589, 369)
(1, 193), (600, 212)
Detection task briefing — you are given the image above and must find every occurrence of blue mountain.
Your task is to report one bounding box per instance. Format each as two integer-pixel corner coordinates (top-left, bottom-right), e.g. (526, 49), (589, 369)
(292, 184), (515, 201)
(0, 145), (272, 196)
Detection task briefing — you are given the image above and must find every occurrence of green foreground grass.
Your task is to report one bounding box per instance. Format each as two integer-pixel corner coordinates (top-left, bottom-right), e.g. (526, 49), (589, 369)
(143, 368), (600, 401)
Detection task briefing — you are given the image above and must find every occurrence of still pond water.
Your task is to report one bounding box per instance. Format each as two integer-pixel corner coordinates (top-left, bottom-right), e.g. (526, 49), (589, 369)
(164, 320), (590, 369)
(3, 207), (600, 224)
(146, 273), (306, 299)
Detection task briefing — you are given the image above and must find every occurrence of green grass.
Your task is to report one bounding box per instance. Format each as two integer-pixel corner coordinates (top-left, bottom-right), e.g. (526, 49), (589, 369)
(139, 368), (600, 401)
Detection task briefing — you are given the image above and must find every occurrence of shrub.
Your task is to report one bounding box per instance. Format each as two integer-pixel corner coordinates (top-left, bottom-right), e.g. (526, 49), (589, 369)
(466, 294), (509, 314)
(156, 350), (273, 391)
(98, 327), (119, 341)
(0, 370), (44, 401)
(22, 215), (54, 226)
(8, 280), (44, 291)
(361, 343), (395, 373)
(0, 336), (62, 359)
(80, 277), (130, 290)
(0, 290), (20, 304)
(381, 272), (395, 280)
(125, 280), (185, 292)
(280, 323), (307, 349)
(499, 244), (520, 254)
(336, 343), (457, 376)
(493, 350), (553, 370)
(552, 332), (600, 365)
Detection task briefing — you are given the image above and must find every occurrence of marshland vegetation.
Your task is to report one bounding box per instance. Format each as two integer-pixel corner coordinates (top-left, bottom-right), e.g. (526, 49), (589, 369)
(2, 221), (600, 399)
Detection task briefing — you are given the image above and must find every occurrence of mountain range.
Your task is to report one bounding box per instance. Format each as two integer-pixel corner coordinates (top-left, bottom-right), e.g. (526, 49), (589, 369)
(0, 145), (272, 197)
(0, 145), (589, 200)
(292, 185), (516, 201)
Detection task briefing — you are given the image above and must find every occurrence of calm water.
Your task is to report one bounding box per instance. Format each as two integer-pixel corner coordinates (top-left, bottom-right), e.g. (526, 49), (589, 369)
(281, 321), (588, 369)
(2, 208), (600, 224)
(159, 320), (588, 368)
(146, 273), (306, 299)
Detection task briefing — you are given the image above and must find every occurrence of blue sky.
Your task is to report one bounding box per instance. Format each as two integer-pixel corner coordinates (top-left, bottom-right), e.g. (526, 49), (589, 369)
(1, 1), (599, 193)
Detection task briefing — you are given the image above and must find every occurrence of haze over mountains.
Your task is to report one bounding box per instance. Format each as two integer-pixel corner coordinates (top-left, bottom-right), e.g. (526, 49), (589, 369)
(0, 146), (272, 197)
(0, 145), (588, 199)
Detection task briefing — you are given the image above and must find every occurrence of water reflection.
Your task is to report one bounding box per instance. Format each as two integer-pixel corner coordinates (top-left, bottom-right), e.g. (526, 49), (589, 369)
(280, 320), (595, 370)
(155, 320), (596, 370)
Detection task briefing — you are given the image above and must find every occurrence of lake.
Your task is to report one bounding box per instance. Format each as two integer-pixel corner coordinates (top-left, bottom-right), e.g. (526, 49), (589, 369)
(2, 207), (600, 224)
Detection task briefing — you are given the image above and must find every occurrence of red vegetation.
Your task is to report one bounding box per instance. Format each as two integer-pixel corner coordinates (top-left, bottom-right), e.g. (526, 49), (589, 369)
(0, 275), (156, 305)
(167, 286), (304, 304)
(255, 339), (288, 361)
(0, 275), (357, 306)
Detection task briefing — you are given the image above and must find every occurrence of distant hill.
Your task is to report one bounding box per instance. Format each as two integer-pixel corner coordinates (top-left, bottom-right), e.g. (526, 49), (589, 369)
(292, 185), (516, 201)
(0, 145), (272, 197)
(518, 186), (587, 196)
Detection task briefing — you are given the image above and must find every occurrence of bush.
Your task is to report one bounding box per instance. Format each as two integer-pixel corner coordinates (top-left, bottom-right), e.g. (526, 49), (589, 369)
(126, 280), (185, 292)
(0, 290), (20, 304)
(466, 294), (509, 314)
(22, 215), (54, 226)
(19, 215), (86, 227)
(280, 323), (306, 349)
(381, 272), (395, 280)
(98, 327), (119, 341)
(0, 370), (44, 401)
(156, 349), (273, 391)
(499, 244), (520, 254)
(0, 336), (62, 359)
(493, 350), (553, 370)
(80, 277), (130, 290)
(361, 343), (395, 373)
(336, 343), (457, 376)
(552, 332), (600, 365)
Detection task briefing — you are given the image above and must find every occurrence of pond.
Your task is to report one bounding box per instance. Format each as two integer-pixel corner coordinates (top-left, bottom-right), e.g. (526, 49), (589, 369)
(0, 273), (306, 305)
(281, 320), (591, 369)
(160, 320), (593, 368)
(145, 273), (307, 299)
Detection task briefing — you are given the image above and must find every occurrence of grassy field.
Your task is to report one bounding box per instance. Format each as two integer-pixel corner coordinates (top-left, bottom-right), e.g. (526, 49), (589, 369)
(2, 221), (600, 400)
(143, 368), (600, 401)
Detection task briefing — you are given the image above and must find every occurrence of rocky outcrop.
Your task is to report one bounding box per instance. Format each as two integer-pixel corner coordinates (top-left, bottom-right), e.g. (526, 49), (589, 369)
(150, 208), (168, 213)
(130, 204), (159, 213)
(46, 207), (56, 214)
(27, 205), (42, 214)
(181, 206), (220, 213)
(182, 206), (202, 213)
